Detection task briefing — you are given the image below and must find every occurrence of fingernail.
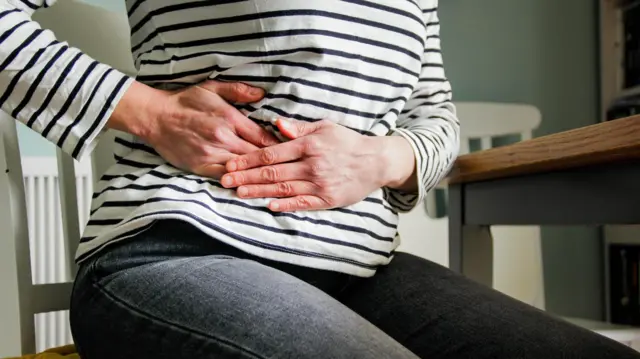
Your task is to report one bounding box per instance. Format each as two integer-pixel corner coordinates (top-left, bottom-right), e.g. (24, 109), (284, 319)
(270, 202), (280, 211)
(277, 118), (292, 130)
(227, 162), (237, 172)
(238, 187), (248, 197)
(222, 176), (234, 187)
(250, 87), (264, 96)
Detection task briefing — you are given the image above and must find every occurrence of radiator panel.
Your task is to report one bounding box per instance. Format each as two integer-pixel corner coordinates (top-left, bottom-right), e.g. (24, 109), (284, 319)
(21, 157), (92, 352)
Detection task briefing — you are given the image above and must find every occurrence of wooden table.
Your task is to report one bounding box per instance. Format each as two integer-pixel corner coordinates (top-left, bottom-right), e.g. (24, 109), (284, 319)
(447, 115), (640, 288)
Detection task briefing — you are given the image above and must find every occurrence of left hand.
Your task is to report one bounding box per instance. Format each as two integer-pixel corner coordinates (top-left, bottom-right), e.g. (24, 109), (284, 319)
(220, 118), (387, 212)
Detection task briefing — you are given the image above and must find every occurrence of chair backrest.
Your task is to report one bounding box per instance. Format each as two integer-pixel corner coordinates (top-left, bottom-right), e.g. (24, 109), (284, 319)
(423, 102), (542, 218)
(455, 102), (542, 155)
(1, 2), (134, 355)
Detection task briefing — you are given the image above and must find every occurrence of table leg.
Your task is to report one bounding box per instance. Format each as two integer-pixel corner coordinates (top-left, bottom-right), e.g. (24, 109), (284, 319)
(449, 184), (494, 287)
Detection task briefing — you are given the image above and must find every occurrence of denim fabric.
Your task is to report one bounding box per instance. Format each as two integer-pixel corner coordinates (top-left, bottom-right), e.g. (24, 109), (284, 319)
(70, 220), (640, 358)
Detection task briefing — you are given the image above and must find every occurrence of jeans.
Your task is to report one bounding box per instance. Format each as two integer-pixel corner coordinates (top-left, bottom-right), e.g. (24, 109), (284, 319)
(70, 220), (639, 358)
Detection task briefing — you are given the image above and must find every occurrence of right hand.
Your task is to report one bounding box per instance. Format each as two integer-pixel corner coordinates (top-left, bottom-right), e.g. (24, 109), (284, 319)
(142, 80), (280, 178)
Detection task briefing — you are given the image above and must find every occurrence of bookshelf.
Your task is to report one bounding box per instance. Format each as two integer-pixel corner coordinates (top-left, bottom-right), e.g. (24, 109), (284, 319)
(600, 0), (640, 324)
(599, 0), (640, 113)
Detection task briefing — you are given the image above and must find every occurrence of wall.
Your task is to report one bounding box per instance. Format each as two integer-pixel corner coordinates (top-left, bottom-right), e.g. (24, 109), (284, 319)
(439, 0), (602, 319)
(81, 0), (124, 12)
(16, 0), (603, 319)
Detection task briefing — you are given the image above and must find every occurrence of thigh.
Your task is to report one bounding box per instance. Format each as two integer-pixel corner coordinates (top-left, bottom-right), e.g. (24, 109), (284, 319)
(338, 252), (640, 359)
(70, 252), (418, 359)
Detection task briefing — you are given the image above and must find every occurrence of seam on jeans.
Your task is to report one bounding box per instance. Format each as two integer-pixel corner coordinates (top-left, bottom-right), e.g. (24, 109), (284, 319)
(90, 280), (268, 359)
(87, 219), (160, 281)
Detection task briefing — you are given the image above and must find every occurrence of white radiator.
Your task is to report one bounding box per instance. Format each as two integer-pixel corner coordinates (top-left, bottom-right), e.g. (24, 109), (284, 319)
(21, 156), (94, 352)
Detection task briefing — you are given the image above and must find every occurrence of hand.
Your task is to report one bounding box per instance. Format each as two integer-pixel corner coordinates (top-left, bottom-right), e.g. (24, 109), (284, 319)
(220, 118), (393, 212)
(111, 80), (280, 179)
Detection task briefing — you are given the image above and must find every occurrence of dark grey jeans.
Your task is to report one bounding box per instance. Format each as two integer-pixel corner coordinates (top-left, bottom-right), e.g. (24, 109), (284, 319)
(70, 220), (639, 358)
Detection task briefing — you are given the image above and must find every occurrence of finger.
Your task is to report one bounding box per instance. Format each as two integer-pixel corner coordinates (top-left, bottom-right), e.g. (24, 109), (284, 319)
(236, 181), (319, 199)
(225, 135), (261, 155)
(269, 195), (329, 212)
(199, 80), (265, 104)
(226, 140), (306, 172)
(220, 163), (308, 188)
(192, 164), (228, 179)
(228, 111), (280, 147)
(275, 118), (327, 139)
(213, 126), (261, 154)
(191, 153), (237, 179)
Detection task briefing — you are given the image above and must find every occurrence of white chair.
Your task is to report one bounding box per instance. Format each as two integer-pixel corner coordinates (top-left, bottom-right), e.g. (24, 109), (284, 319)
(398, 102), (546, 308)
(0, 1), (134, 356)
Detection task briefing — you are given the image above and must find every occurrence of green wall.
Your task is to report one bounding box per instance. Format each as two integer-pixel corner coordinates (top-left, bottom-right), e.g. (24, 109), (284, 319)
(82, 0), (124, 12)
(18, 0), (603, 319)
(439, 0), (602, 319)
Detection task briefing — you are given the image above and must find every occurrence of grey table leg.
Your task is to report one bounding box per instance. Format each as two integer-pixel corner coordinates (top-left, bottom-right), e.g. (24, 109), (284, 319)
(449, 184), (494, 287)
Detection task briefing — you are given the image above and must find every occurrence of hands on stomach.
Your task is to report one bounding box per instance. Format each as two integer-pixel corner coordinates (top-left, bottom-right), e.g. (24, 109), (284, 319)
(108, 80), (416, 212)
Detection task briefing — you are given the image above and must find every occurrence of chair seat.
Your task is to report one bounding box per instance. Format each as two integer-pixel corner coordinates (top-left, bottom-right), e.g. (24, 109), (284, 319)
(4, 345), (78, 359)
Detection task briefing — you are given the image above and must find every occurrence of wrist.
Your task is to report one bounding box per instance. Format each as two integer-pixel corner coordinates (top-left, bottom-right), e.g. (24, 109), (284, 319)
(108, 81), (167, 141)
(374, 135), (417, 191)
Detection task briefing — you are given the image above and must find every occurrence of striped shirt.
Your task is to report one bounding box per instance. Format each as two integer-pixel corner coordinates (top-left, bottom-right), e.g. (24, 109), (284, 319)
(1, 0), (459, 277)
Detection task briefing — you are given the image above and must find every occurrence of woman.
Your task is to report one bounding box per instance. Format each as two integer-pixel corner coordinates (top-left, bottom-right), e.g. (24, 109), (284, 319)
(1, 0), (637, 358)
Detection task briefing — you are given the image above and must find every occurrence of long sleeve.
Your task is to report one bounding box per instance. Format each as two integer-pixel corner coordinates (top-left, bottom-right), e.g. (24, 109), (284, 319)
(384, 0), (460, 212)
(0, 0), (133, 159)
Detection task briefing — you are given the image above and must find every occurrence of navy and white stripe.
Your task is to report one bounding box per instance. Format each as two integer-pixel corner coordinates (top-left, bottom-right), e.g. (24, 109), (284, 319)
(0, 0), (459, 277)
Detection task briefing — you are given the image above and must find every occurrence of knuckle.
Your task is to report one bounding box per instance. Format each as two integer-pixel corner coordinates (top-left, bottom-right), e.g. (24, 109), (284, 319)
(296, 121), (307, 134)
(276, 182), (293, 196)
(296, 196), (312, 209)
(259, 132), (273, 147)
(308, 159), (327, 177)
(302, 138), (319, 154)
(233, 172), (245, 184)
(309, 163), (323, 177)
(259, 149), (276, 165)
(324, 196), (338, 208)
(220, 108), (235, 120)
(232, 82), (248, 94)
(235, 157), (248, 170)
(212, 126), (229, 141)
(260, 167), (279, 182)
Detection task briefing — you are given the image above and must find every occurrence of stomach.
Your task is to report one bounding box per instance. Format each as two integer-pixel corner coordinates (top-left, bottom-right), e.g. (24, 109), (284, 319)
(130, 0), (426, 135)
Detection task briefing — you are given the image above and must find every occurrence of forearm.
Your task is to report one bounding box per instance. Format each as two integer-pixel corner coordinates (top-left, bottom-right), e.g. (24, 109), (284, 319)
(1, 2), (132, 159)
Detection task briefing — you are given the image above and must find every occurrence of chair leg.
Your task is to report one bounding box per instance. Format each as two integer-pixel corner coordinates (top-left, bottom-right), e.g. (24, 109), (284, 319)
(1, 121), (37, 355)
(0, 132), (35, 356)
(0, 225), (27, 357)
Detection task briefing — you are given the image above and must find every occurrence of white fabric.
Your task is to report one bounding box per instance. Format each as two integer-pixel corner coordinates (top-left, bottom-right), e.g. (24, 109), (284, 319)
(0, 0), (459, 277)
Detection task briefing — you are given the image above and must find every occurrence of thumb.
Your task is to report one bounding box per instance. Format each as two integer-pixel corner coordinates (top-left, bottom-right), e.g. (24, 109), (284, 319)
(200, 80), (265, 104)
(275, 118), (326, 140)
